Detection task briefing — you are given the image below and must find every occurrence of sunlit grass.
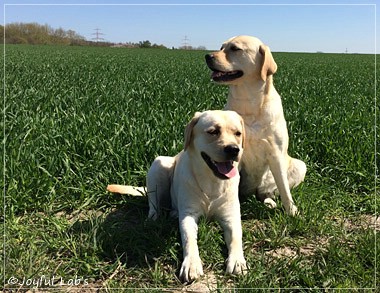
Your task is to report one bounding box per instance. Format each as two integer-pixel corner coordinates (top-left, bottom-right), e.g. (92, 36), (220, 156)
(3, 45), (378, 290)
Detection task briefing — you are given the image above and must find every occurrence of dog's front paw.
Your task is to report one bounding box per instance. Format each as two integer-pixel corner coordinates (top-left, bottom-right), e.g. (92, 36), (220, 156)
(226, 256), (247, 275)
(286, 202), (298, 216)
(263, 198), (277, 209)
(179, 255), (204, 283)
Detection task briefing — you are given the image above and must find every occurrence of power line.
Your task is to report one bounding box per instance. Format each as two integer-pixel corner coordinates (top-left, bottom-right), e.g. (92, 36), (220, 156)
(92, 28), (104, 42)
(182, 35), (190, 49)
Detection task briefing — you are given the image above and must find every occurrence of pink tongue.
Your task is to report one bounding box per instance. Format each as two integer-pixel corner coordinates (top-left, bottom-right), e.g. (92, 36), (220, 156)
(215, 162), (238, 179)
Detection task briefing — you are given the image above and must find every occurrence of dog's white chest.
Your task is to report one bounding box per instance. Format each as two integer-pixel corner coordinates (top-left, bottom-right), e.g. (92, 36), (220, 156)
(202, 181), (238, 213)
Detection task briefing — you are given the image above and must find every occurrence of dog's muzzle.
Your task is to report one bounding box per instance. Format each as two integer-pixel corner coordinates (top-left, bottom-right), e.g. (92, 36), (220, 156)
(205, 54), (244, 83)
(201, 145), (240, 180)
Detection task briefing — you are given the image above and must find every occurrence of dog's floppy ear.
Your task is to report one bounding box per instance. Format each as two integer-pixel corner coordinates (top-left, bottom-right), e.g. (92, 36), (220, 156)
(259, 44), (277, 81)
(184, 112), (202, 151)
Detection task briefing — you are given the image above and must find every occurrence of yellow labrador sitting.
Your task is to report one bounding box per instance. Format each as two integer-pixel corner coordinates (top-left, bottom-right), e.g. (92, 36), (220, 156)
(205, 36), (306, 216)
(108, 110), (247, 282)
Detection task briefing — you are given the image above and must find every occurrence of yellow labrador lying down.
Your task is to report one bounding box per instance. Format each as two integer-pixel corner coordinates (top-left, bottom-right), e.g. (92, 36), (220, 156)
(205, 35), (307, 216)
(108, 110), (247, 282)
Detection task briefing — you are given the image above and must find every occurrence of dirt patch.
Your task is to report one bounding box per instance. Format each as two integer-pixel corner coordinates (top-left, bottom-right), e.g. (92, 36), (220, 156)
(331, 214), (379, 232)
(264, 214), (378, 261)
(265, 236), (330, 260)
(54, 209), (105, 224)
(164, 272), (218, 293)
(346, 214), (379, 231)
(267, 246), (296, 258)
(183, 272), (218, 293)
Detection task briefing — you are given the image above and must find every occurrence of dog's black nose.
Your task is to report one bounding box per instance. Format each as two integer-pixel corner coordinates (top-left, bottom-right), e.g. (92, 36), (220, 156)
(224, 145), (240, 158)
(205, 54), (214, 64)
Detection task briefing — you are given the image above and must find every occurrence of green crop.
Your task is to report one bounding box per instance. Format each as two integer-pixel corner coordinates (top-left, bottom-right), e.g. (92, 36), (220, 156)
(3, 45), (378, 290)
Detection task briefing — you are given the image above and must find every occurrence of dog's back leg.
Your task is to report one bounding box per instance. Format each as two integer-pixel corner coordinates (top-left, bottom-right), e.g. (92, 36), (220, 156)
(257, 156), (306, 212)
(256, 170), (278, 209)
(147, 156), (176, 220)
(287, 157), (306, 188)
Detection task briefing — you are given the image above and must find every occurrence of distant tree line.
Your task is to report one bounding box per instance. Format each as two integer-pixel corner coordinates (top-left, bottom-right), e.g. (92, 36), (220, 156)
(112, 40), (167, 49)
(0, 23), (167, 48)
(0, 23), (95, 46)
(1, 22), (206, 49)
(179, 45), (207, 50)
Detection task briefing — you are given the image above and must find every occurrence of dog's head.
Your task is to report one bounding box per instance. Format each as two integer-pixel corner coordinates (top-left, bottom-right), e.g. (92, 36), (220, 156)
(205, 35), (277, 84)
(184, 110), (245, 180)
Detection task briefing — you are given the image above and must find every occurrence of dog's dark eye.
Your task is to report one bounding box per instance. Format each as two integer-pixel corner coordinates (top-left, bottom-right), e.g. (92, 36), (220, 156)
(230, 45), (242, 52)
(207, 128), (220, 136)
(235, 131), (242, 137)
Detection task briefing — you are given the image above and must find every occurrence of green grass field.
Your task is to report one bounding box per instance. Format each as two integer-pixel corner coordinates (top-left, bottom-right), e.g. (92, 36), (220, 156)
(2, 45), (378, 291)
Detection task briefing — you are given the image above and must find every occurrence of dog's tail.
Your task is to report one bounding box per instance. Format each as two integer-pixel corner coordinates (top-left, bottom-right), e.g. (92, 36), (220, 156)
(107, 184), (146, 196)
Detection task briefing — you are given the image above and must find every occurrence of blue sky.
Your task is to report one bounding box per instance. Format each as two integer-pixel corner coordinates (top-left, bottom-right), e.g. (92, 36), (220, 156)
(2, 0), (378, 53)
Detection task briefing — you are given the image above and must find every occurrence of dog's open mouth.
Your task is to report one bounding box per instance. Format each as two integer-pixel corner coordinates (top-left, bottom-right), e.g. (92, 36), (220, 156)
(201, 152), (238, 180)
(210, 70), (244, 82)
